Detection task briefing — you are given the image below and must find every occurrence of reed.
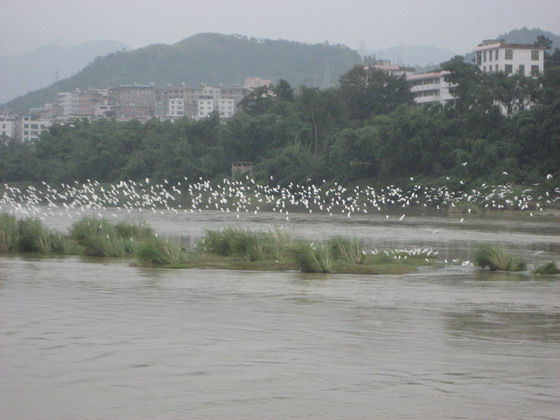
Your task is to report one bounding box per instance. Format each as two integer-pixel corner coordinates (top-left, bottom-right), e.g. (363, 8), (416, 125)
(81, 234), (127, 257)
(0, 213), (18, 252)
(70, 217), (114, 243)
(16, 217), (66, 254)
(328, 236), (363, 264)
(474, 244), (526, 272)
(266, 226), (294, 261)
(114, 220), (155, 241)
(198, 227), (290, 262)
(533, 261), (560, 275)
(289, 240), (332, 273)
(198, 227), (240, 256)
(135, 237), (186, 266)
(69, 217), (124, 257)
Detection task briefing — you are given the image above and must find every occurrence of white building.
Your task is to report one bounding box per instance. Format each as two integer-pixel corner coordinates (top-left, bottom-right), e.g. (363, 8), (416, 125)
(57, 88), (109, 119)
(474, 40), (545, 76)
(0, 117), (16, 139)
(16, 116), (51, 142)
(406, 71), (454, 105)
(167, 98), (185, 118)
(217, 98), (235, 118)
(197, 98), (215, 119)
(58, 92), (73, 116)
(196, 92), (236, 119)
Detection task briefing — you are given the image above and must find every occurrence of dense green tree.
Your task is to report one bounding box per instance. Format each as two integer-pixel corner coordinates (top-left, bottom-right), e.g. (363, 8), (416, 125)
(337, 65), (414, 122)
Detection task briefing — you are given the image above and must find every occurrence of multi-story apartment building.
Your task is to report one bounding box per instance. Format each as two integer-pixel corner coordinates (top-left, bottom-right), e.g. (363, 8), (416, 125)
(474, 40), (546, 76)
(406, 71), (454, 105)
(167, 98), (185, 118)
(26, 81), (252, 124)
(197, 98), (215, 119)
(15, 116), (51, 142)
(155, 84), (247, 120)
(217, 98), (235, 118)
(0, 116), (16, 139)
(57, 89), (109, 119)
(109, 85), (156, 121)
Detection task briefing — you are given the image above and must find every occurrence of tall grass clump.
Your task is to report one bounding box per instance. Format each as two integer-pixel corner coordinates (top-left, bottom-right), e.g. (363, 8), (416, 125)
(197, 227), (291, 262)
(135, 237), (186, 266)
(0, 213), (18, 252)
(267, 226), (294, 261)
(69, 217), (157, 257)
(16, 217), (66, 254)
(289, 240), (332, 273)
(198, 227), (241, 256)
(533, 261), (560, 275)
(114, 220), (154, 241)
(70, 217), (114, 243)
(328, 236), (363, 264)
(474, 244), (527, 272)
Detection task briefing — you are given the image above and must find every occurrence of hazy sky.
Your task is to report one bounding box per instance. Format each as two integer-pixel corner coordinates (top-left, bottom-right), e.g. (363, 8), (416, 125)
(2, 0), (560, 57)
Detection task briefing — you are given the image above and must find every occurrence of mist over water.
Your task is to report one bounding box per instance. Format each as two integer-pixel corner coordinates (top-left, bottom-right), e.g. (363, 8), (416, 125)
(1, 210), (560, 418)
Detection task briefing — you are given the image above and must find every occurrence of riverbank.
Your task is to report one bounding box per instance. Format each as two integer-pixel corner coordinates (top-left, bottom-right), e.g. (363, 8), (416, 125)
(0, 212), (440, 275)
(2, 212), (559, 276)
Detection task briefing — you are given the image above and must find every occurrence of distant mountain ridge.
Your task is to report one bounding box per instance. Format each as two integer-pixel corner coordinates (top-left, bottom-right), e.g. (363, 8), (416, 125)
(3, 28), (559, 115)
(0, 40), (130, 104)
(1, 33), (361, 114)
(498, 27), (560, 50)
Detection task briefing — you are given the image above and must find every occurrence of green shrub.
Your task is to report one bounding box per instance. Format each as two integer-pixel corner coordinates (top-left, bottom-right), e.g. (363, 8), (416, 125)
(533, 261), (560, 275)
(81, 234), (127, 257)
(136, 237), (186, 266)
(198, 227), (288, 262)
(0, 213), (18, 252)
(70, 217), (154, 257)
(70, 217), (114, 243)
(474, 244), (526, 272)
(289, 240), (332, 273)
(114, 220), (154, 241)
(16, 217), (66, 254)
(329, 236), (363, 264)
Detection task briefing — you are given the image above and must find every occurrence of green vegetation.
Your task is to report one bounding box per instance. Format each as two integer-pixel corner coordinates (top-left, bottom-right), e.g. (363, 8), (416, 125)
(289, 241), (333, 273)
(136, 237), (186, 266)
(69, 217), (154, 257)
(2, 57), (559, 189)
(2, 213), (559, 277)
(533, 261), (560, 275)
(0, 213), (18, 252)
(328, 236), (364, 264)
(473, 244), (527, 272)
(0, 213), (65, 254)
(0, 213), (437, 273)
(197, 227), (294, 262)
(17, 218), (66, 254)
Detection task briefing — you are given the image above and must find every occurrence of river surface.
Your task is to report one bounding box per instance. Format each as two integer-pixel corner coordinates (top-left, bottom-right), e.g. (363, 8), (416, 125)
(1, 209), (560, 419)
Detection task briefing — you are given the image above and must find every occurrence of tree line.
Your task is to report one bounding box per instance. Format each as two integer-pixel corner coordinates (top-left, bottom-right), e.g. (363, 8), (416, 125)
(1, 55), (559, 189)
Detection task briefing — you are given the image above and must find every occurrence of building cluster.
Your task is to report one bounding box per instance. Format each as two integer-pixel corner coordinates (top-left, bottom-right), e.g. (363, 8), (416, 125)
(1, 77), (271, 142)
(0, 40), (547, 142)
(403, 40), (545, 106)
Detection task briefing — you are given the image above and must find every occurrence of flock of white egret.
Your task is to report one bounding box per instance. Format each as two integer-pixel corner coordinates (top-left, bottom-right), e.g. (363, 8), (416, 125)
(1, 175), (558, 221)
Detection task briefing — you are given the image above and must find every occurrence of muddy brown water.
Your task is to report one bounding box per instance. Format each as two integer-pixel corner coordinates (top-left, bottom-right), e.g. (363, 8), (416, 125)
(1, 208), (559, 419)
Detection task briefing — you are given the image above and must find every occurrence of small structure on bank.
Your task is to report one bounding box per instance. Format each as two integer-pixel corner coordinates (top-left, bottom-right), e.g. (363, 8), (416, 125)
(232, 162), (253, 180)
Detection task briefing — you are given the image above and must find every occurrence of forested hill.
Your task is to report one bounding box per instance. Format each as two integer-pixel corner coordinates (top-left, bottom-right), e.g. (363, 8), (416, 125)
(1, 33), (361, 114)
(498, 27), (560, 50)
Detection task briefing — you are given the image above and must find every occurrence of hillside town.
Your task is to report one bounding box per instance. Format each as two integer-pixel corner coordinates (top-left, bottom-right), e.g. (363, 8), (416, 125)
(0, 40), (546, 143)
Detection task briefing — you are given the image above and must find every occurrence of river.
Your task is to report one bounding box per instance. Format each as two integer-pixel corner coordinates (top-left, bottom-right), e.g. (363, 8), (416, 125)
(1, 209), (559, 419)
